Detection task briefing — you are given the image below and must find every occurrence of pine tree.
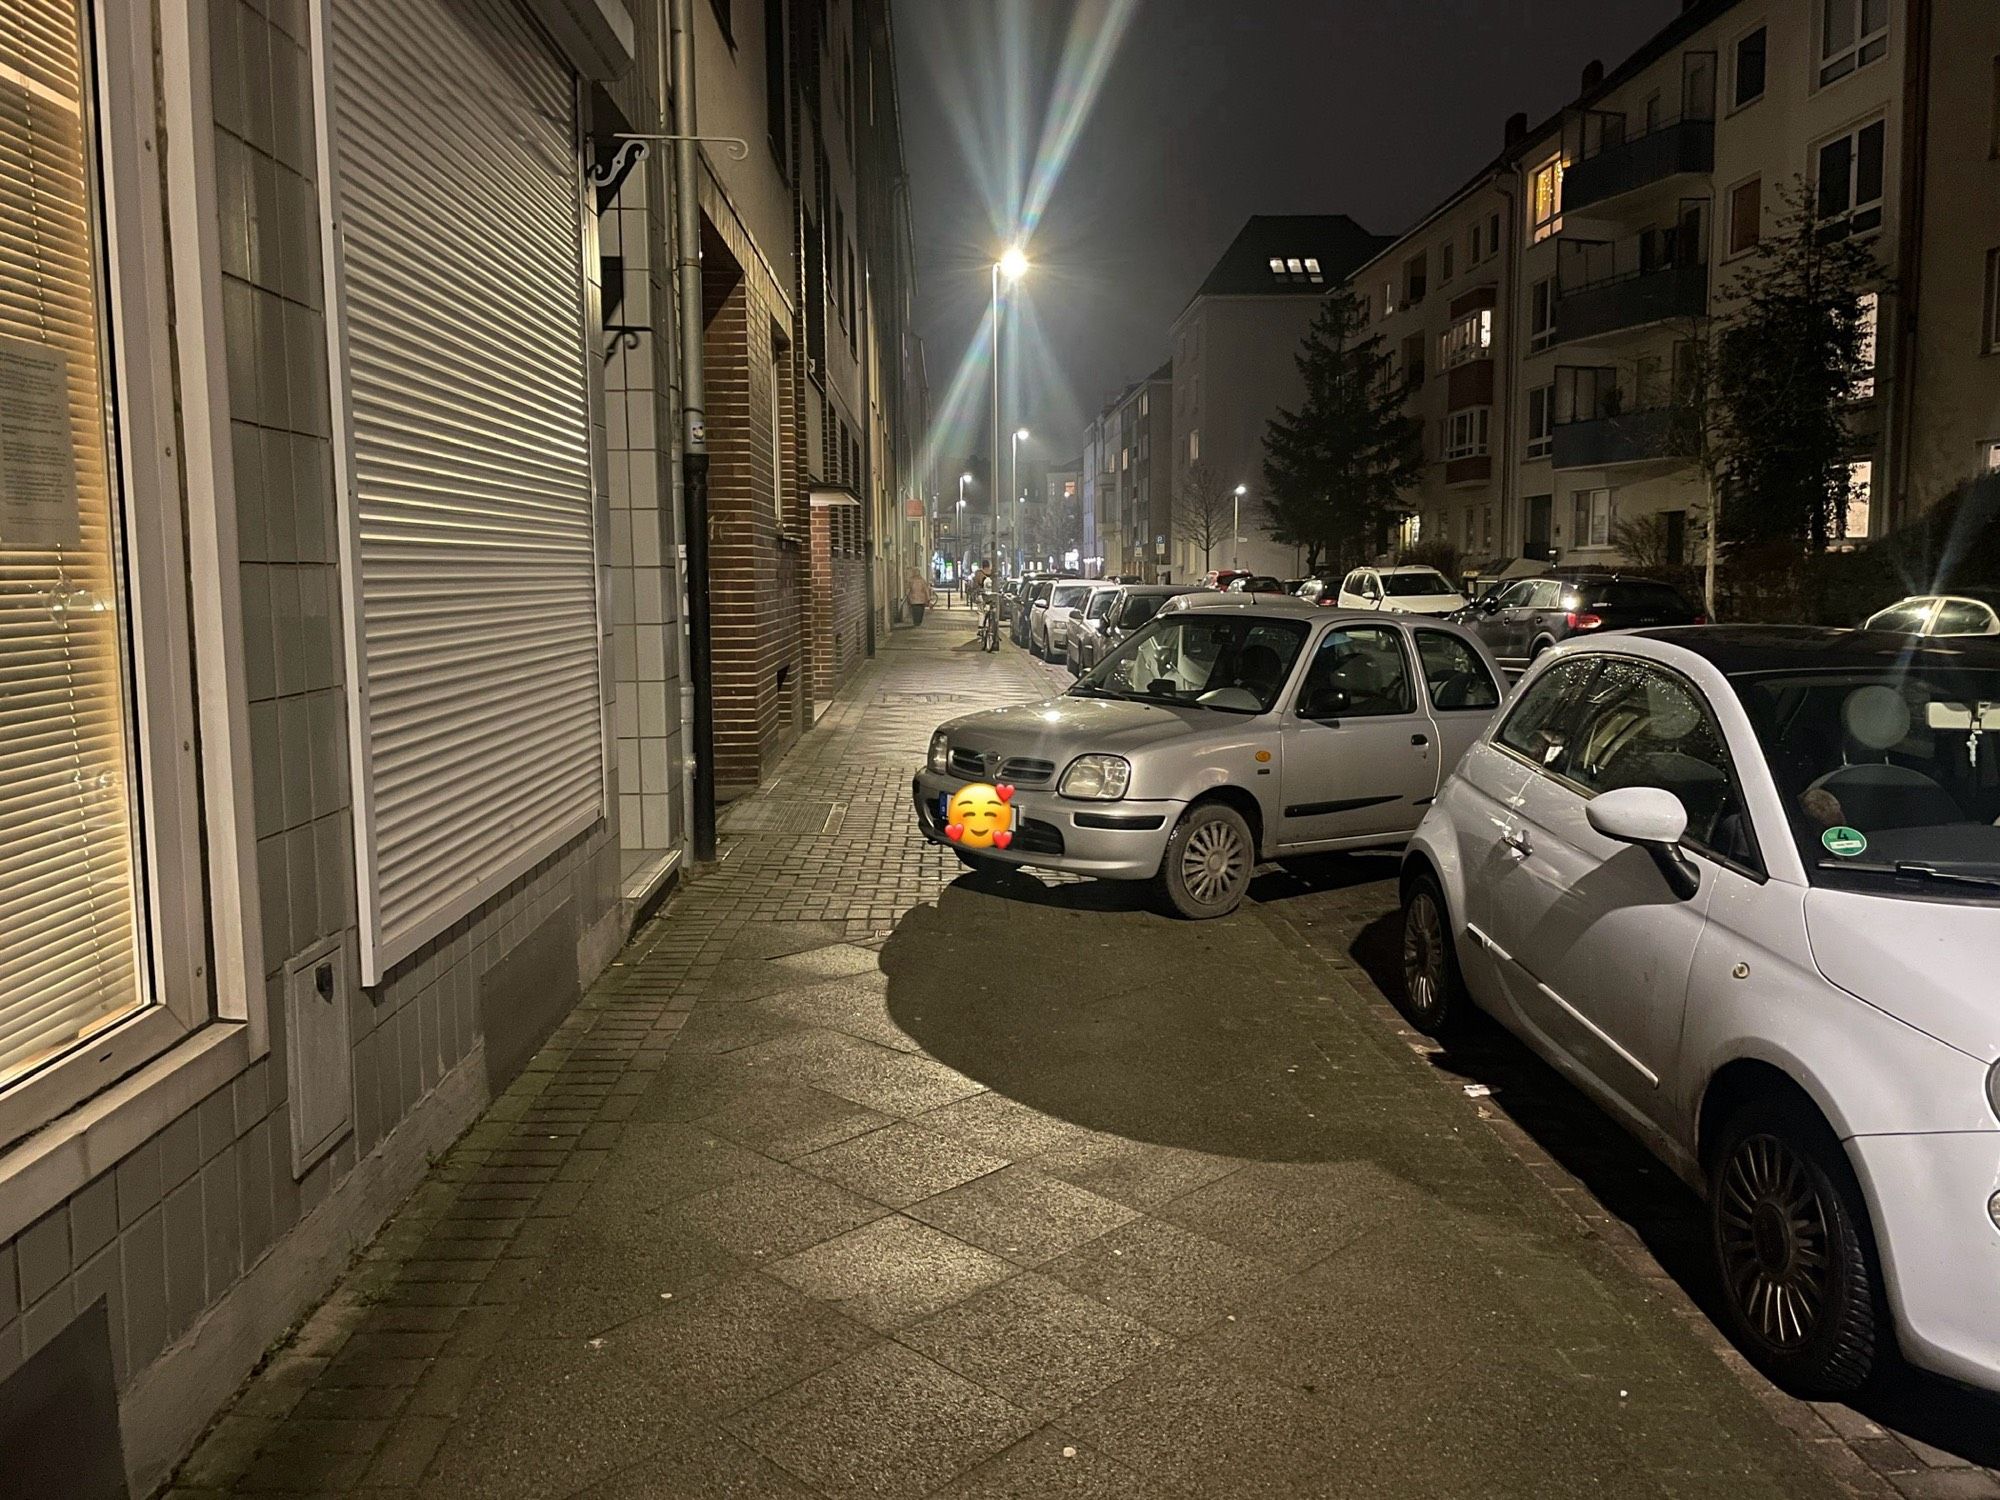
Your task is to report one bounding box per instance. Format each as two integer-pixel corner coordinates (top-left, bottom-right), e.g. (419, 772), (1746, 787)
(1713, 179), (1882, 554)
(1263, 290), (1423, 572)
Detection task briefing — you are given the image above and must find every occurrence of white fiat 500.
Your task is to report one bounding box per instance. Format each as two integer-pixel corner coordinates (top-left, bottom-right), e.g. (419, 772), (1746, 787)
(1399, 626), (2000, 1398)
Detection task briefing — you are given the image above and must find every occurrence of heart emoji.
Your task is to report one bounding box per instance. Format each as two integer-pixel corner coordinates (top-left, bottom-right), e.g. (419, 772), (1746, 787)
(945, 822), (965, 842)
(995, 784), (1015, 803)
(992, 830), (1013, 849)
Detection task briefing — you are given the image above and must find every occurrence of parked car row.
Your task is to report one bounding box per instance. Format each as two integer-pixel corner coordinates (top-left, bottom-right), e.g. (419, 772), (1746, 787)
(915, 585), (2000, 1407)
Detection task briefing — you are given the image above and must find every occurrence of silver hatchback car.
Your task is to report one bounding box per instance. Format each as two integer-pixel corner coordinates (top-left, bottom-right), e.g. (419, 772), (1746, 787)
(914, 597), (1507, 916)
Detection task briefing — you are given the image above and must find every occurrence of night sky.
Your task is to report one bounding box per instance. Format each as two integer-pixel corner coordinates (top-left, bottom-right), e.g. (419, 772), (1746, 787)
(894, 0), (1674, 489)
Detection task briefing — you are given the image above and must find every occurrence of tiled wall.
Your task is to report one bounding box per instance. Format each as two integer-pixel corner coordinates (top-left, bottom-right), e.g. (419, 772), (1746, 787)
(0, 1), (622, 1484)
(603, 162), (687, 856)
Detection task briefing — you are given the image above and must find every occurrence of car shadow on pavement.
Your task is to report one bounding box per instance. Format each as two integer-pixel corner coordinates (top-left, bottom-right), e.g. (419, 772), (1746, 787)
(879, 876), (1381, 1165)
(1346, 907), (2000, 1464)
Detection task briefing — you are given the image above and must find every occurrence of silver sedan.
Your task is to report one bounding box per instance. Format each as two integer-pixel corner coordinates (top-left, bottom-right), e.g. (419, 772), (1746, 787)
(914, 597), (1507, 917)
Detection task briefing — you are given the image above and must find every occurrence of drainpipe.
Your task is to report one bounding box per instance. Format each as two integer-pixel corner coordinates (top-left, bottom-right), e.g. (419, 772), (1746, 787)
(670, 0), (716, 862)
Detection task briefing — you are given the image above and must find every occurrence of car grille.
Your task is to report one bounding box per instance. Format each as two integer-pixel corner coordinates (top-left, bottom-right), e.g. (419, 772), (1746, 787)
(947, 749), (1056, 787)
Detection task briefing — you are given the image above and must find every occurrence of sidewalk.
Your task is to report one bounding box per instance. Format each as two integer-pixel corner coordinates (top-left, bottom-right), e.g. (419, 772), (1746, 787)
(170, 611), (1863, 1499)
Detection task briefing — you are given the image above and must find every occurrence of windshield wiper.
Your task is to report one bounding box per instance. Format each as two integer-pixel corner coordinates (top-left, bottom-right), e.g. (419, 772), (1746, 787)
(1815, 858), (2000, 891)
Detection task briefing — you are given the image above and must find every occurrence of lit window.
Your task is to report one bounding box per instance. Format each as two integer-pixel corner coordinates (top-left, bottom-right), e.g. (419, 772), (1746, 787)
(1573, 488), (1613, 548)
(1286, 258), (1304, 275)
(1985, 441), (2000, 472)
(1444, 407), (1491, 461)
(1383, 279), (1395, 314)
(1816, 120), (1886, 237)
(1188, 430), (1200, 462)
(1527, 385), (1554, 460)
(1529, 277), (1555, 352)
(1531, 155), (1564, 242)
(1440, 308), (1493, 369)
(1269, 257), (1286, 275)
(1820, 0), (1890, 88)
(1850, 291), (1878, 399)
(1840, 460), (1873, 544)
(1303, 257), (1320, 275)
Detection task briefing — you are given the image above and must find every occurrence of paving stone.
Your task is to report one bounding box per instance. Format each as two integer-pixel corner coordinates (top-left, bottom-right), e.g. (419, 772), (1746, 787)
(906, 1165), (1139, 1267)
(936, 1426), (1180, 1500)
(691, 1081), (892, 1160)
(1041, 1217), (1289, 1337)
(725, 1341), (1037, 1500)
(673, 1164), (888, 1261)
(796, 1121), (1011, 1207)
(766, 1214), (1017, 1329)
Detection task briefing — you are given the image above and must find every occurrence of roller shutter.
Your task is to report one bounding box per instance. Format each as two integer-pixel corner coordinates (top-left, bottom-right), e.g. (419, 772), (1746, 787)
(320, 0), (603, 983)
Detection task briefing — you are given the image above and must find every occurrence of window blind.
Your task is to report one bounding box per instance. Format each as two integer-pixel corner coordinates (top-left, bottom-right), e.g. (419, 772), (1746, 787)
(0, 1), (146, 1087)
(323, 0), (603, 982)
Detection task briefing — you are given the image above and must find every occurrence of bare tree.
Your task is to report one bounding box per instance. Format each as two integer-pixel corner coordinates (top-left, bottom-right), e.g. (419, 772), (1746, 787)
(1174, 462), (1236, 574)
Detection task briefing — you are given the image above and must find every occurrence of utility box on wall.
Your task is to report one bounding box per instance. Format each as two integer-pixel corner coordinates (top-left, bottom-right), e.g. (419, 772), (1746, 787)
(283, 937), (353, 1178)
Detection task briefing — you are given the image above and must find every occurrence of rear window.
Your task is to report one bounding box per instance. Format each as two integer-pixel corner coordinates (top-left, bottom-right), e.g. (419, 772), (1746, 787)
(1571, 580), (1692, 612)
(1119, 595), (1168, 630)
(1382, 570), (1454, 597)
(1051, 584), (1092, 608)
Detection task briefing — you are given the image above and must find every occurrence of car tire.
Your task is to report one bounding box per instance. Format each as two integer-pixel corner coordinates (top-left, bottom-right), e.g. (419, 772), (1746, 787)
(1397, 872), (1467, 1037)
(1708, 1095), (1885, 1397)
(1529, 636), (1555, 662)
(1154, 802), (1255, 919)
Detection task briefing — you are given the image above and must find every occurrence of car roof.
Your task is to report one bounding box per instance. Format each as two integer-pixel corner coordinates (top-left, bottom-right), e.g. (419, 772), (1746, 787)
(1373, 565), (1451, 575)
(1631, 623), (2000, 674)
(1113, 583), (1198, 596)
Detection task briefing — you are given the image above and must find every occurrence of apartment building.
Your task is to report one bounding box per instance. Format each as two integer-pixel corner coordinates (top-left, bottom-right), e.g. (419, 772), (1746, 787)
(1363, 0), (1996, 573)
(0, 0), (645, 1488)
(1355, 157), (1521, 571)
(1168, 215), (1388, 581)
(1091, 365), (1176, 580)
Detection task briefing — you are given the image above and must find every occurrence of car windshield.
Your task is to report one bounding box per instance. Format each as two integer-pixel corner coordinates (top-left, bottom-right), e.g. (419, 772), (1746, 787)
(1382, 570), (1454, 597)
(1084, 591), (1115, 619)
(1077, 614), (1310, 715)
(1050, 584), (1092, 609)
(1735, 667), (2000, 890)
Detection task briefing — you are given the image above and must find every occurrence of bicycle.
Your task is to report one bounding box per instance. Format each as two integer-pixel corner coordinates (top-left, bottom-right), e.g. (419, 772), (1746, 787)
(977, 594), (1001, 652)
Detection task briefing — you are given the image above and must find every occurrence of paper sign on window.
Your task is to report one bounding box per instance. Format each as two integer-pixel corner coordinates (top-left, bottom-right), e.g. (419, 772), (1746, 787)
(0, 334), (83, 550)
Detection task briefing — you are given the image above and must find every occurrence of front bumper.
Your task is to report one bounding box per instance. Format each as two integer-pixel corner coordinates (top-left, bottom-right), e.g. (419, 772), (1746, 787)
(913, 769), (1181, 880)
(1849, 1130), (2000, 1393)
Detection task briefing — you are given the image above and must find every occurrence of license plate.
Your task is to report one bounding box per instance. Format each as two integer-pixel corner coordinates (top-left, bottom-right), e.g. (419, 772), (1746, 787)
(938, 792), (951, 821)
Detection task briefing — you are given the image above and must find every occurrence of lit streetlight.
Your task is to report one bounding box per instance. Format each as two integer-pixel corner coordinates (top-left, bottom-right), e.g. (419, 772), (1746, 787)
(991, 248), (1029, 576)
(1233, 484), (1248, 568)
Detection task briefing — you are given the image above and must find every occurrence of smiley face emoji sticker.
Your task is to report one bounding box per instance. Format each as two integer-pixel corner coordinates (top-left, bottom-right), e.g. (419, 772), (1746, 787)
(945, 783), (1014, 849)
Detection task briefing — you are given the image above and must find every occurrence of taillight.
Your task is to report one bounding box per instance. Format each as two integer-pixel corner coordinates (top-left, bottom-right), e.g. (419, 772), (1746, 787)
(1692, 614), (1708, 625)
(1566, 611), (1604, 631)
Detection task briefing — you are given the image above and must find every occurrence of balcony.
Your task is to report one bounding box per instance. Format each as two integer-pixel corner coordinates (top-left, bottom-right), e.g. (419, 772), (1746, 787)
(1555, 261), (1707, 344)
(1563, 116), (1714, 214)
(1552, 406), (1687, 470)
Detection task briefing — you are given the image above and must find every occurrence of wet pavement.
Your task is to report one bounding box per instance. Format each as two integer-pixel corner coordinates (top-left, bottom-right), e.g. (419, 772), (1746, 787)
(167, 607), (1991, 1498)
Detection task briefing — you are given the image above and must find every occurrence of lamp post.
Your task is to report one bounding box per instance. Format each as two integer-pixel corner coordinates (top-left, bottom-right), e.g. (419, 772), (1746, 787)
(1232, 484), (1248, 569)
(1010, 427), (1029, 574)
(991, 248), (1028, 579)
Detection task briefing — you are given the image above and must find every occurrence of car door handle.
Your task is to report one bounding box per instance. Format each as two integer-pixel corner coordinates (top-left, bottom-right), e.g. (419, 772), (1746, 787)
(1503, 828), (1532, 857)
(1411, 733), (1429, 746)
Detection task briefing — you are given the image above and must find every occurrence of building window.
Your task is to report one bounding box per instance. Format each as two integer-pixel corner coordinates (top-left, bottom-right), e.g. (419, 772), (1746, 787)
(1444, 407), (1491, 461)
(1382, 278), (1396, 315)
(1400, 332), (1427, 387)
(1991, 55), (2000, 159)
(1850, 290), (1878, 399)
(1985, 441), (2000, 472)
(1816, 119), (1886, 237)
(1729, 176), (1762, 255)
(1527, 385), (1554, 459)
(1488, 212), (1501, 259)
(1574, 488), (1613, 548)
(1531, 155), (1564, 242)
(1439, 308), (1493, 369)
(1840, 460), (1872, 544)
(1984, 248), (2000, 354)
(1402, 252), (1428, 305)
(765, 0), (787, 165)
(1467, 224), (1481, 265)
(1188, 429), (1200, 463)
(769, 329), (787, 523)
(1820, 0), (1889, 87)
(1483, 505), (1495, 552)
(1734, 26), (1768, 108)
(1529, 276), (1555, 352)
(1440, 241), (1454, 282)
(1462, 508), (1476, 549)
(1304, 257), (1322, 282)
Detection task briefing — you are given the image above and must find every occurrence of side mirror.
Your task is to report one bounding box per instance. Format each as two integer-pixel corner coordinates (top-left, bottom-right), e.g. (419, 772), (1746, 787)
(1586, 787), (1699, 899)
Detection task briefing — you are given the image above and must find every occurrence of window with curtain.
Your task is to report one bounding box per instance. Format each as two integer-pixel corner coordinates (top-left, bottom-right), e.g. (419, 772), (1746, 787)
(0, 0), (148, 1090)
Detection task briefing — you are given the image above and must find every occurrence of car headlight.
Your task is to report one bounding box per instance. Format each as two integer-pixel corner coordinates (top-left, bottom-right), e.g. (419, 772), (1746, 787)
(1060, 754), (1131, 800)
(928, 730), (950, 774)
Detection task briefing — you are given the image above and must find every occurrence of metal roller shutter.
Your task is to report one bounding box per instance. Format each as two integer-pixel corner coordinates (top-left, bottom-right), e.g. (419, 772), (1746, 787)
(319, 0), (603, 984)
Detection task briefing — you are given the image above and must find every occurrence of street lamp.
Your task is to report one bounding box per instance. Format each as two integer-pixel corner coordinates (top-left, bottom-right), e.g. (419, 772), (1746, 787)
(1010, 427), (1030, 574)
(1233, 484), (1248, 568)
(991, 247), (1028, 577)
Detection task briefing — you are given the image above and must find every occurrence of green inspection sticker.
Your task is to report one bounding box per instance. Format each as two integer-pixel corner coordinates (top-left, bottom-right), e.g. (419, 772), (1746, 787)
(1821, 825), (1868, 858)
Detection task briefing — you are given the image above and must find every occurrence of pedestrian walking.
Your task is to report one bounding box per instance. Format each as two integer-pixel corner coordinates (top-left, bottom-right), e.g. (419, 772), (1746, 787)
(904, 568), (934, 625)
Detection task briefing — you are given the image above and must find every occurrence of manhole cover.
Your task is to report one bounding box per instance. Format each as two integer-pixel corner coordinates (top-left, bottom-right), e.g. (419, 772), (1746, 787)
(718, 800), (846, 835)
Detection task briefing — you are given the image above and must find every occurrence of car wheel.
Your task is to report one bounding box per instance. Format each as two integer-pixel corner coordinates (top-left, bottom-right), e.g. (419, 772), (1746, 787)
(1529, 636), (1555, 661)
(1397, 872), (1466, 1037)
(1155, 803), (1255, 919)
(1709, 1095), (1884, 1397)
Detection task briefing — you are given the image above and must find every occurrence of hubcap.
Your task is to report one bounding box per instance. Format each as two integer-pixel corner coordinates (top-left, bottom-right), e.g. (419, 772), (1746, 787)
(1718, 1133), (1831, 1349)
(1181, 820), (1247, 905)
(1403, 893), (1444, 1018)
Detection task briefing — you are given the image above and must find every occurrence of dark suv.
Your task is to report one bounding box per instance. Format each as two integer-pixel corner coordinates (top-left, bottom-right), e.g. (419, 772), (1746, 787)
(1457, 571), (1701, 671)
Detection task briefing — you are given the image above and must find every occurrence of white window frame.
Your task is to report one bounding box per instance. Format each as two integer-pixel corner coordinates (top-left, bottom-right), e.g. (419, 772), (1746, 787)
(1574, 487), (1613, 549)
(1983, 440), (2000, 473)
(1529, 277), (1555, 353)
(1531, 155), (1564, 243)
(1849, 290), (1879, 399)
(1815, 118), (1887, 238)
(2, 0), (267, 1225)
(1527, 385), (1554, 460)
(1819, 0), (1889, 88)
(1983, 247), (2000, 355)
(1839, 459), (1873, 545)
(1732, 24), (1768, 111)
(1444, 407), (1491, 462)
(1440, 308), (1493, 369)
